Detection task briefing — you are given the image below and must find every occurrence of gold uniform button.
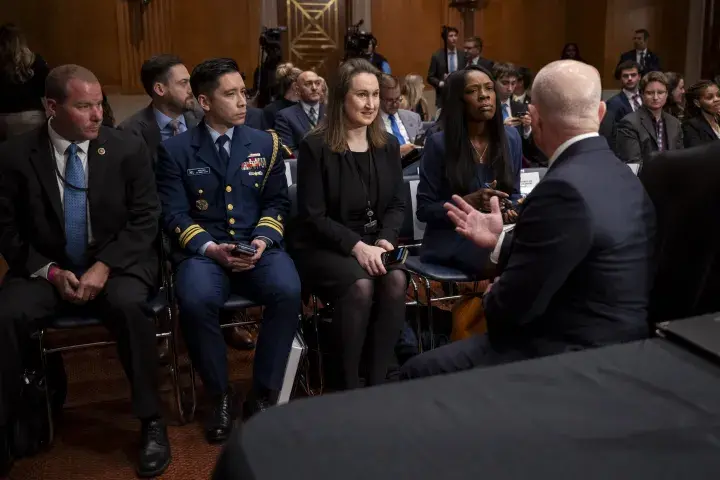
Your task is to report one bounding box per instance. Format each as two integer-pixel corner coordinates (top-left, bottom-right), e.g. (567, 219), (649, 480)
(174, 226), (181, 234)
(227, 204), (234, 210)
(254, 183), (259, 188)
(229, 230), (235, 235)
(277, 215), (283, 221)
(198, 189), (203, 195)
(225, 185), (232, 193)
(229, 218), (235, 225)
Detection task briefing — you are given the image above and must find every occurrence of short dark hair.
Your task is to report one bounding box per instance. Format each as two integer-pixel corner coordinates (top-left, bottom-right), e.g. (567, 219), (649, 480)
(639, 71), (668, 93)
(379, 73), (399, 91)
(46, 64), (99, 103)
(442, 26), (459, 40)
(190, 57), (240, 99)
(140, 54), (183, 97)
(635, 29), (650, 40)
(493, 62), (518, 81)
(614, 60), (640, 80)
(517, 66), (533, 88)
(465, 36), (483, 51)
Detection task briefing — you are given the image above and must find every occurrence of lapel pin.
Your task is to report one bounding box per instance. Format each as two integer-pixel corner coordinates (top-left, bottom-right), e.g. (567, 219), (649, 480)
(98, 147), (106, 155)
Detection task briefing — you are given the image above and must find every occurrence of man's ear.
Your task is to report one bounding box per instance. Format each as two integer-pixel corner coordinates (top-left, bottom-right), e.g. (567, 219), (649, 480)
(598, 101), (607, 123)
(45, 98), (58, 118)
(153, 82), (165, 98)
(197, 94), (211, 112)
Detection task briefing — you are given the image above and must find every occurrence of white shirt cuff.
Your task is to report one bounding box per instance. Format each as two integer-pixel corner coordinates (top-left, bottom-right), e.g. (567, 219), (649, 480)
(489, 225), (515, 264)
(31, 262), (54, 280)
(199, 241), (215, 256)
(523, 125), (532, 139)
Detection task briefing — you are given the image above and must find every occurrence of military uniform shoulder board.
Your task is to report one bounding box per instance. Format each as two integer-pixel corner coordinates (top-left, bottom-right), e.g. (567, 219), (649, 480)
(260, 130), (280, 193)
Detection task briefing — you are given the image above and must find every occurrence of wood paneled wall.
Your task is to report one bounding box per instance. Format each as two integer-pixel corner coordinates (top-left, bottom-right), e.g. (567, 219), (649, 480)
(1, 0), (260, 93)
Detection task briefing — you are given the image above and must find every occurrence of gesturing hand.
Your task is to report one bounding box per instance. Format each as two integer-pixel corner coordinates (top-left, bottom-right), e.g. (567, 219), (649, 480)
(463, 180), (509, 212)
(444, 194), (503, 249)
(351, 241), (387, 276)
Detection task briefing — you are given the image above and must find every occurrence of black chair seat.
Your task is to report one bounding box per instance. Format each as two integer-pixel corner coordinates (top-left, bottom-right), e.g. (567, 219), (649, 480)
(48, 291), (169, 330)
(405, 256), (480, 283)
(223, 294), (258, 310)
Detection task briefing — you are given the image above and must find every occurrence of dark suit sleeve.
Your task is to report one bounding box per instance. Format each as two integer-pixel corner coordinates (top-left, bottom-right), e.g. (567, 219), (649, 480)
(378, 140), (405, 246)
(297, 138), (362, 255)
(252, 133), (290, 245)
(0, 157), (53, 274)
(682, 121), (702, 148)
(156, 144), (215, 253)
(416, 134), (453, 227)
(483, 180), (592, 330)
(614, 117), (641, 163)
(674, 120), (684, 150)
(94, 140), (160, 271)
(275, 111), (297, 154)
(427, 53), (442, 89)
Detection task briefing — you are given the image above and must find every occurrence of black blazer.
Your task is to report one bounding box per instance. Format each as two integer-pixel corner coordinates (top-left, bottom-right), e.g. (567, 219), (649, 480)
(615, 107), (683, 164)
(599, 92), (634, 152)
(682, 116), (719, 148)
(245, 107), (266, 131)
(484, 136), (656, 356)
(290, 133), (405, 255)
(618, 49), (661, 76)
(0, 125), (160, 285)
(640, 141), (720, 321)
(117, 104), (201, 159)
(427, 49), (467, 107)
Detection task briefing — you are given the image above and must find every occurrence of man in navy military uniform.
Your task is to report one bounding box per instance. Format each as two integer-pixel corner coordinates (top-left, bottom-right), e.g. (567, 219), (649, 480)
(156, 58), (300, 444)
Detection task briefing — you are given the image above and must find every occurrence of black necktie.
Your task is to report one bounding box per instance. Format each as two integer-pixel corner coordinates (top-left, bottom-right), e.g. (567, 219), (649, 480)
(216, 134), (230, 163)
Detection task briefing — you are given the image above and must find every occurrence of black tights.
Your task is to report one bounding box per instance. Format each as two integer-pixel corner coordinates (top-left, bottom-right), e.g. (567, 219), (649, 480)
(333, 270), (407, 389)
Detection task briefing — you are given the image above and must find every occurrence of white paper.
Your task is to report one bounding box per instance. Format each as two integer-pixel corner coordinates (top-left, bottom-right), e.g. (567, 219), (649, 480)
(285, 160), (293, 186)
(409, 179), (426, 241)
(520, 171), (541, 195)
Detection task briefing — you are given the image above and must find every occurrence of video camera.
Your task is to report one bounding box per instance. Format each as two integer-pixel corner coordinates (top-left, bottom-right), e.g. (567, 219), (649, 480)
(344, 20), (374, 60)
(260, 26), (286, 50)
(255, 26), (287, 108)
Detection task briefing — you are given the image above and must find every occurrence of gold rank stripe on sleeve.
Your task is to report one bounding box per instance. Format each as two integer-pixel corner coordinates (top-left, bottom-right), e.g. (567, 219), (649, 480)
(257, 216), (284, 236)
(179, 224), (206, 248)
(260, 131), (280, 193)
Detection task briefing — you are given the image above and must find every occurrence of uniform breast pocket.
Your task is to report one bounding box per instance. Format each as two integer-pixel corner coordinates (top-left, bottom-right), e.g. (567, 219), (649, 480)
(239, 169), (263, 197)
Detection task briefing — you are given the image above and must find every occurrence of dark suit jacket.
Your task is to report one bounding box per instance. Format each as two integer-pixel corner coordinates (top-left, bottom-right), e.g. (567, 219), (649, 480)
(599, 92), (634, 152)
(245, 107), (266, 131)
(682, 115), (719, 148)
(117, 104), (201, 159)
(618, 49), (662, 76)
(0, 126), (160, 285)
(274, 103), (325, 155)
(263, 98), (297, 130)
(615, 107), (683, 164)
(427, 49), (467, 107)
(466, 56), (494, 71)
(485, 136), (655, 356)
(640, 141), (720, 321)
(289, 133), (405, 255)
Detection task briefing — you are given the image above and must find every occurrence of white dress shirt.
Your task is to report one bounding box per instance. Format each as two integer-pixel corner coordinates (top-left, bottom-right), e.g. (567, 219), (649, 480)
(502, 98), (532, 139)
(381, 111), (410, 143)
(32, 120), (93, 279)
(489, 133), (598, 264)
(623, 89), (640, 111)
(301, 101), (320, 123)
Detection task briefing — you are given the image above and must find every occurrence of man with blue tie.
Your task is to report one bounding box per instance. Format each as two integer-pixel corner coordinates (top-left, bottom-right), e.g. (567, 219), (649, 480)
(156, 58), (300, 444)
(427, 26), (466, 108)
(118, 54), (202, 159)
(379, 74), (423, 157)
(0, 65), (170, 478)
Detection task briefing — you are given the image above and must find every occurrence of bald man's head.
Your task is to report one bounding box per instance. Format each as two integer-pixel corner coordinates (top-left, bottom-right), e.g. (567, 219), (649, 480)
(528, 60), (606, 157)
(296, 70), (322, 104)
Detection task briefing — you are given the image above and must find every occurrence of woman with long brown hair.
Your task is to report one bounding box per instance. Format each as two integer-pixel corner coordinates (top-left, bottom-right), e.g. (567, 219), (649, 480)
(664, 71), (686, 120)
(0, 23), (48, 141)
(290, 58), (406, 390)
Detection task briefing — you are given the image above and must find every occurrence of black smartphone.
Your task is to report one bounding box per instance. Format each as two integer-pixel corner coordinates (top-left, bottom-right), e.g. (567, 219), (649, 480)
(381, 247), (409, 267)
(232, 243), (257, 256)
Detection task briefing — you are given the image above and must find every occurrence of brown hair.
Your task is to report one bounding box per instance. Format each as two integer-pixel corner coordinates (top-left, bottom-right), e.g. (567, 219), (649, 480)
(402, 74), (429, 121)
(492, 62), (518, 81)
(0, 23), (35, 83)
(639, 71), (668, 93)
(46, 64), (100, 102)
(380, 73), (399, 91)
(315, 58), (388, 153)
(663, 71), (685, 119)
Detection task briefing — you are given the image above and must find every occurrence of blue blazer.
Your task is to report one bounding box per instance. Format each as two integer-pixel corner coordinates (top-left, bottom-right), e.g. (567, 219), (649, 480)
(416, 126), (522, 272)
(275, 103), (325, 155)
(156, 123), (289, 261)
(600, 92), (633, 152)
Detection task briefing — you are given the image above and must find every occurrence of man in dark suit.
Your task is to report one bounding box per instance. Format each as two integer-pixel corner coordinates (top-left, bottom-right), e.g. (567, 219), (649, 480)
(156, 58), (300, 443)
(245, 106), (266, 130)
(0, 65), (170, 477)
(617, 29), (661, 77)
(640, 142), (720, 322)
(274, 70), (324, 155)
(463, 36), (494, 71)
(401, 60), (655, 379)
(616, 71), (683, 164)
(118, 54), (201, 157)
(427, 26), (466, 108)
(599, 60), (641, 152)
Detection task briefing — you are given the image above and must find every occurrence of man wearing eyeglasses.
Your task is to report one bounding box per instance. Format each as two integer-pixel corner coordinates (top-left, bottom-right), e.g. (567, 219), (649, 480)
(379, 74), (423, 158)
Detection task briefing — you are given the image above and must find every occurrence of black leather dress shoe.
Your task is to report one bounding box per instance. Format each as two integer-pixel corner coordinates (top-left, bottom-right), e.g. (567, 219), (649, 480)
(205, 390), (235, 444)
(223, 325), (256, 350)
(136, 418), (171, 478)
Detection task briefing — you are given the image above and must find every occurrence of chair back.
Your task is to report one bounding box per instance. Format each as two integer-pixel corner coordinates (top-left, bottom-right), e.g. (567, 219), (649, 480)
(288, 184), (298, 218)
(519, 167), (547, 195)
(284, 159), (297, 186)
(398, 175), (426, 244)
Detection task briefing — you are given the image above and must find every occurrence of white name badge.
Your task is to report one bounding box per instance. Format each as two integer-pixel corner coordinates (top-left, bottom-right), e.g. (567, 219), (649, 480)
(520, 171), (541, 195)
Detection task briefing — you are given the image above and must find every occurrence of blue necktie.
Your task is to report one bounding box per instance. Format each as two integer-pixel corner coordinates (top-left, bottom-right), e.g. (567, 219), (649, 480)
(389, 115), (406, 145)
(64, 143), (88, 269)
(216, 134), (230, 163)
(449, 52), (457, 73)
(502, 103), (510, 120)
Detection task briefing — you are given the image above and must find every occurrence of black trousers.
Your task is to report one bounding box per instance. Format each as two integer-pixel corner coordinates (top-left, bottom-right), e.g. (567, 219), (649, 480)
(0, 275), (160, 421)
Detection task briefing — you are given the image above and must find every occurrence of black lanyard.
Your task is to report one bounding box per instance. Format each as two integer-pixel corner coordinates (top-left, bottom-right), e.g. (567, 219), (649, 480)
(347, 149), (376, 220)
